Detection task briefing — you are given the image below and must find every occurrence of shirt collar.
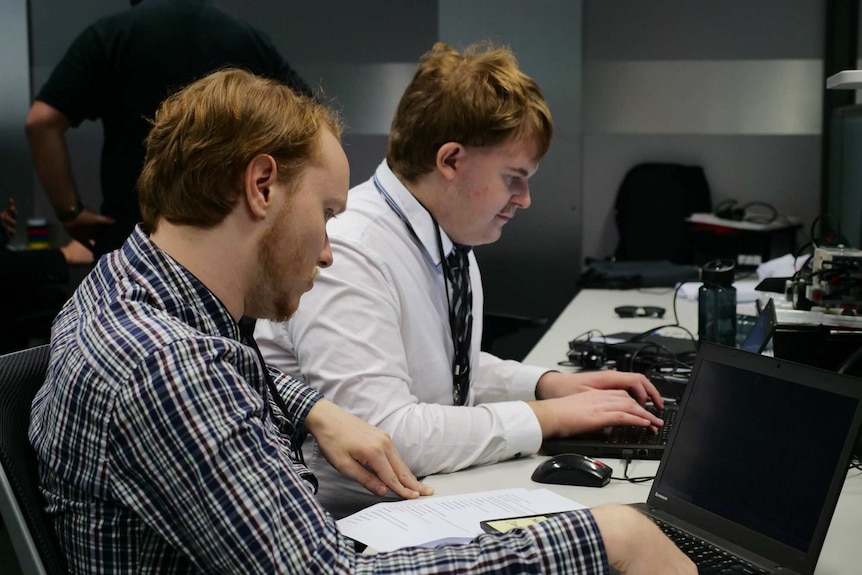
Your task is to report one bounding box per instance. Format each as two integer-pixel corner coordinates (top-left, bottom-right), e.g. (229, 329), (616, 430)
(123, 225), (240, 341)
(373, 160), (455, 267)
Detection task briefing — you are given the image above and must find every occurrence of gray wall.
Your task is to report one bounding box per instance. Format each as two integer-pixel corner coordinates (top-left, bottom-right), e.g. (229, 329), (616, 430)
(582, 0), (825, 264)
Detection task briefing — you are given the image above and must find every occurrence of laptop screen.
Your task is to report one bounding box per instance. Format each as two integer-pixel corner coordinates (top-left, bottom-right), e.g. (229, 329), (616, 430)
(652, 344), (861, 560)
(739, 298), (776, 354)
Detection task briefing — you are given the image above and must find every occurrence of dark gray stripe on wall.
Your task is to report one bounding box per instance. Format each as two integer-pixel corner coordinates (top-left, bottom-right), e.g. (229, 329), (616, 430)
(585, 0), (823, 60)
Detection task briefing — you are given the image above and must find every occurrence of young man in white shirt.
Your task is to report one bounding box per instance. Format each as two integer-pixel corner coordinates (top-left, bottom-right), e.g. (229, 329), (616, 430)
(256, 42), (666, 518)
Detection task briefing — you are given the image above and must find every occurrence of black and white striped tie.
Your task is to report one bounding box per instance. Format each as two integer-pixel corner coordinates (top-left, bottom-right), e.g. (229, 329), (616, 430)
(446, 245), (472, 405)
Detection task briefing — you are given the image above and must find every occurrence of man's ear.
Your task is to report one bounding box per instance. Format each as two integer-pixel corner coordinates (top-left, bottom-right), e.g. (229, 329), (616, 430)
(244, 154), (277, 218)
(436, 142), (464, 182)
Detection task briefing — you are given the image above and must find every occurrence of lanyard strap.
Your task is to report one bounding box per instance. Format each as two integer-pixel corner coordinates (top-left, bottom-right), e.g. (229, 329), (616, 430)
(373, 174), (472, 405)
(238, 317), (310, 468)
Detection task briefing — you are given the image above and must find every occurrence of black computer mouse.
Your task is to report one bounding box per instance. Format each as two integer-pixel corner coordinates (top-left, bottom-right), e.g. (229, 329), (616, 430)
(531, 453), (613, 487)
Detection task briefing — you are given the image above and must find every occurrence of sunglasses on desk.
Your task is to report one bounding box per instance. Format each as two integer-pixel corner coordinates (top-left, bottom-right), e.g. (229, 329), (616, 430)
(614, 305), (666, 318)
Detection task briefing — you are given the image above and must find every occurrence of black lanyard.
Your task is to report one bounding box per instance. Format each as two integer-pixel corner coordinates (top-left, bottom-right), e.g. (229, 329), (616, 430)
(237, 317), (308, 467)
(373, 174), (471, 404)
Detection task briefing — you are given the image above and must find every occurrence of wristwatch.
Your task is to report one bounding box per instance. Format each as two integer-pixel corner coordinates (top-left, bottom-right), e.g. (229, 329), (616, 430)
(55, 199), (84, 222)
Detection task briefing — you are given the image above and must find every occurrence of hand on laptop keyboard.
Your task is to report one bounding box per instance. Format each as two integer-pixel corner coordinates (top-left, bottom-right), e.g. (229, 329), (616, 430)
(537, 369), (664, 409)
(529, 388), (665, 438)
(606, 404), (677, 445)
(533, 371), (666, 438)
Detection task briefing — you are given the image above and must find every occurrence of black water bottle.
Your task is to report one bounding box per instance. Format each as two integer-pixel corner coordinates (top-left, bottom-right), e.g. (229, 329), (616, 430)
(698, 259), (736, 347)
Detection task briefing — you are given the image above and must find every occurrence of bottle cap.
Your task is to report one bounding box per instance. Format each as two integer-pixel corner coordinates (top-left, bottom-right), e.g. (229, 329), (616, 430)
(701, 259), (735, 289)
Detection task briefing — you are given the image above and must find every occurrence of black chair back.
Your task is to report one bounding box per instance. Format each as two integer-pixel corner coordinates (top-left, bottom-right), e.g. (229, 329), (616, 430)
(614, 162), (713, 264)
(0, 344), (68, 574)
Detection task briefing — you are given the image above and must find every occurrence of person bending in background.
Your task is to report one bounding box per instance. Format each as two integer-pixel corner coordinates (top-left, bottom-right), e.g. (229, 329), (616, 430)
(255, 41), (665, 518)
(0, 197), (92, 353)
(25, 0), (311, 259)
(29, 67), (692, 575)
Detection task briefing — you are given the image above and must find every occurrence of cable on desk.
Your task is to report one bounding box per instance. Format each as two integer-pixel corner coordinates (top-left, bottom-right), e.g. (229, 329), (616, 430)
(561, 283), (698, 376)
(559, 329), (609, 368)
(610, 457), (654, 484)
(616, 339), (694, 376)
(627, 281), (693, 341)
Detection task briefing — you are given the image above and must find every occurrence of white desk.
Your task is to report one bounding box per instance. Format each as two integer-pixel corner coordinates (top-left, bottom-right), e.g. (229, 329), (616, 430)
(521, 287), (703, 370)
(423, 289), (862, 575)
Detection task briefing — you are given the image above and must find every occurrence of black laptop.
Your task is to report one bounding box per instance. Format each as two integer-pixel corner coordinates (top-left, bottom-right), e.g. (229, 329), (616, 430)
(632, 342), (862, 575)
(543, 299), (817, 461)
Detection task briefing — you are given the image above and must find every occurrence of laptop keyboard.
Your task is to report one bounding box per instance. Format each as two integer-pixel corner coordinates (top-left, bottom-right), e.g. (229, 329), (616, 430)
(606, 404), (677, 445)
(652, 518), (769, 574)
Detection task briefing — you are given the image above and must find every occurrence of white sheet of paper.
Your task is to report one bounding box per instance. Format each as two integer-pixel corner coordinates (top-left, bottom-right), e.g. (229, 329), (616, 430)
(336, 487), (585, 552)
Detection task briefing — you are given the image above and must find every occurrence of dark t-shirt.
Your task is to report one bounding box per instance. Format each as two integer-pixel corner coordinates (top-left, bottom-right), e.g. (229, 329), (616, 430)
(37, 0), (311, 256)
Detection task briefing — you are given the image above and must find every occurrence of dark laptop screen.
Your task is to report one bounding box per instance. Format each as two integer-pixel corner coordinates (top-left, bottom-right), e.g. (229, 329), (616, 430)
(657, 357), (857, 553)
(739, 298), (776, 353)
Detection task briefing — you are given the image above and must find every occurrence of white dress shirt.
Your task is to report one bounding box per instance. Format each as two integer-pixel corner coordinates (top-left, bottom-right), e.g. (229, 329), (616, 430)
(256, 160), (547, 517)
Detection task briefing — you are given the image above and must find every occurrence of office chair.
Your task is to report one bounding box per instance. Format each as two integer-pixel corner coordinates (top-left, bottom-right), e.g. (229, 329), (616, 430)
(614, 162), (713, 264)
(0, 344), (68, 575)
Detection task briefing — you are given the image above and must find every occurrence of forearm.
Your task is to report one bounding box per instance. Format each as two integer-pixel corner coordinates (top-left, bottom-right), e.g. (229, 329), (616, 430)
(367, 394), (542, 475)
(535, 370), (574, 399)
(25, 102), (79, 212)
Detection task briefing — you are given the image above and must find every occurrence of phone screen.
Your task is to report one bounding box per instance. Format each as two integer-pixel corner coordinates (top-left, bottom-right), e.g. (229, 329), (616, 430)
(480, 513), (561, 534)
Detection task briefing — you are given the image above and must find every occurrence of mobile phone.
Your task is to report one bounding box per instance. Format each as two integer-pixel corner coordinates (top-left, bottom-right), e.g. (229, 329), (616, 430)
(479, 512), (562, 534)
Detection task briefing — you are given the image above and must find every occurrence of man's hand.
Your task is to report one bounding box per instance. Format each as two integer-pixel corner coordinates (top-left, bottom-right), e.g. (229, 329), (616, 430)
(528, 389), (664, 438)
(60, 239), (95, 265)
(1, 197), (17, 239)
(304, 398), (434, 499)
(62, 208), (115, 249)
(590, 505), (696, 574)
(530, 370), (665, 438)
(537, 370), (663, 409)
